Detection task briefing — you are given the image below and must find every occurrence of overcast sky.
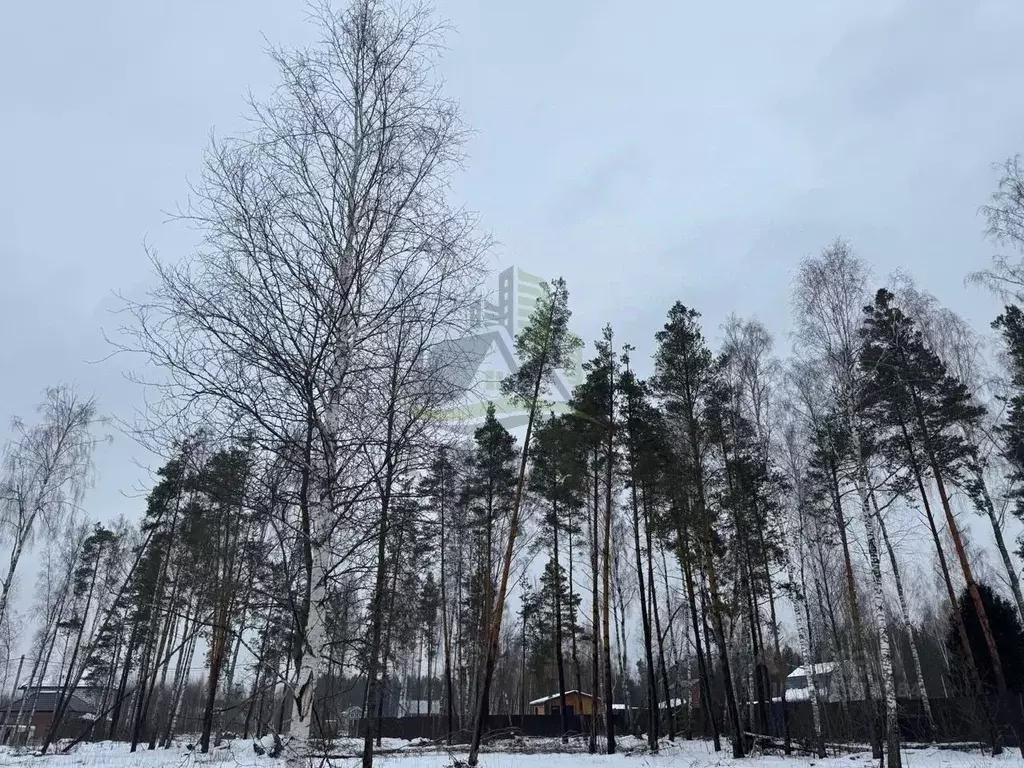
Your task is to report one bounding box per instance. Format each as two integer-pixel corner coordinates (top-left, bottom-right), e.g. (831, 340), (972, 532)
(2, 1), (1024, 567)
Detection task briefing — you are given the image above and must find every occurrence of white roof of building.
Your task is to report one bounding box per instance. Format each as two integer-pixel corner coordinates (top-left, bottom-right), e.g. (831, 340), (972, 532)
(528, 690), (594, 706)
(773, 688), (812, 702)
(787, 662), (840, 678)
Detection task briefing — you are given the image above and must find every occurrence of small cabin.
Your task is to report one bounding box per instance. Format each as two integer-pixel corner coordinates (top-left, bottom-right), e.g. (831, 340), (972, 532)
(528, 690), (597, 716)
(0, 686), (97, 744)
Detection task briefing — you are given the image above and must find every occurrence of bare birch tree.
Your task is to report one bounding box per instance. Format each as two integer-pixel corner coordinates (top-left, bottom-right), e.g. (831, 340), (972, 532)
(0, 386), (102, 629)
(119, 2), (484, 765)
(777, 414), (827, 758)
(970, 155), (1024, 301)
(792, 240), (900, 768)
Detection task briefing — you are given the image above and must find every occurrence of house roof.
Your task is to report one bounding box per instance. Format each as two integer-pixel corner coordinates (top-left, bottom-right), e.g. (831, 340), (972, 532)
(788, 662), (841, 678)
(528, 690), (595, 706)
(2, 691), (94, 718)
(789, 662), (839, 678)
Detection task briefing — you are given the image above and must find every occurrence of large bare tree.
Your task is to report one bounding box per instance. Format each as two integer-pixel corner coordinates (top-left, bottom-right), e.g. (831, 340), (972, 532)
(119, 2), (485, 765)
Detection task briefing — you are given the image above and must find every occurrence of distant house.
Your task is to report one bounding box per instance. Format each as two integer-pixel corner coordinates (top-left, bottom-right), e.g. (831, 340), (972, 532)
(661, 679), (702, 710)
(781, 661), (877, 703)
(783, 662), (840, 702)
(528, 690), (598, 716)
(0, 686), (97, 744)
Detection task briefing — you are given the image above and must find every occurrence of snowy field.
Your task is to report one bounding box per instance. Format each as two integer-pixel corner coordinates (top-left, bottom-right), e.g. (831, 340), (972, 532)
(0, 738), (1020, 768)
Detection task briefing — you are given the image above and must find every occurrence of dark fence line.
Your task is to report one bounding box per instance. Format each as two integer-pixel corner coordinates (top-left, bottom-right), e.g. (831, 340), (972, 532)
(351, 712), (632, 742)
(778, 696), (1022, 748)
(353, 696), (1024, 747)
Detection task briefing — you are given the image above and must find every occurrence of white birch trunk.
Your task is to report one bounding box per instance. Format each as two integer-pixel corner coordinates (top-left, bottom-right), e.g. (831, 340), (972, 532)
(0, 531), (32, 628)
(286, 547), (330, 767)
(838, 357), (898, 764)
(844, 385), (898, 766)
(287, 84), (359, 760)
(860, 500), (900, 768)
(781, 509), (826, 757)
(747, 665), (756, 732)
(681, 586), (692, 731)
(870, 491), (934, 736)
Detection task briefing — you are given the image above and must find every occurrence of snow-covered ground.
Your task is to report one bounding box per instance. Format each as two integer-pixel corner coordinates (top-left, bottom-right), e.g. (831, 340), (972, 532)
(0, 737), (1018, 768)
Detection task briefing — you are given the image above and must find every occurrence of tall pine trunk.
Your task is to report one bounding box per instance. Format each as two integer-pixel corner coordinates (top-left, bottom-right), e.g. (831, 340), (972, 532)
(467, 341), (549, 767)
(646, 511), (674, 741)
(676, 523), (720, 751)
(163, 624), (199, 747)
(601, 427), (616, 754)
(612, 550), (633, 733)
(589, 452), (601, 754)
(652, 544), (677, 740)
(439, 480), (455, 743)
(568, 507), (584, 699)
(551, 504), (569, 742)
(627, 451), (658, 751)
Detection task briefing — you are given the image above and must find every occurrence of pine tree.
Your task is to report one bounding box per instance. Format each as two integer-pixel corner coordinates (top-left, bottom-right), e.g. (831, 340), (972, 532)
(185, 444), (254, 753)
(720, 316), (792, 751)
(41, 523), (120, 751)
(618, 352), (661, 751)
(704, 370), (782, 741)
(994, 305), (1024, 554)
(467, 278), (580, 767)
(861, 287), (1009, 755)
(419, 573), (441, 717)
(653, 303), (745, 757)
(948, 583), (1024, 695)
(530, 414), (586, 741)
(122, 449), (192, 750)
(419, 449), (460, 740)
(863, 296), (1004, 656)
(569, 325), (619, 754)
(462, 404), (519, 718)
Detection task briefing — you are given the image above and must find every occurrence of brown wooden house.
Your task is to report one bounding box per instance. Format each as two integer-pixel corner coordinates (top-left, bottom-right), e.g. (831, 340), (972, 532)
(528, 690), (598, 716)
(0, 687), (97, 744)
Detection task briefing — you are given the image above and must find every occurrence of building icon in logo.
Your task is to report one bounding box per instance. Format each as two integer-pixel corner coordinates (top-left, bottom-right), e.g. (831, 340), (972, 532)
(433, 266), (583, 430)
